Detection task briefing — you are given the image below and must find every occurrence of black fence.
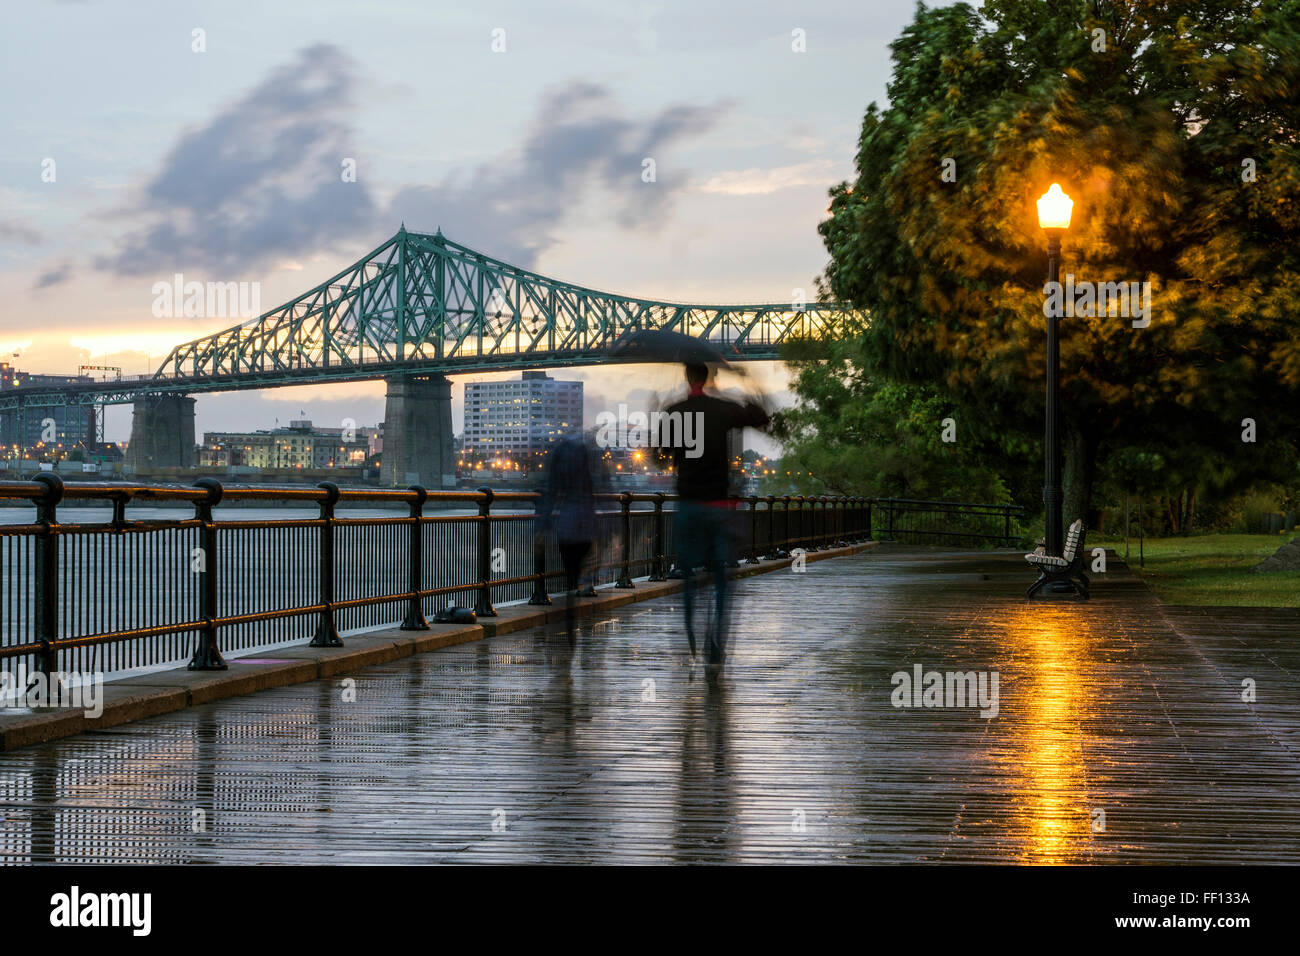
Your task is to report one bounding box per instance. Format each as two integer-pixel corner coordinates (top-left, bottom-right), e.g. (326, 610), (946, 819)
(0, 477), (885, 684)
(870, 497), (1024, 548)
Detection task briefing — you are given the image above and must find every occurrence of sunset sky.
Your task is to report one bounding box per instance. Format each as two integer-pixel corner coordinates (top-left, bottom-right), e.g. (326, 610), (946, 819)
(1, 0), (920, 448)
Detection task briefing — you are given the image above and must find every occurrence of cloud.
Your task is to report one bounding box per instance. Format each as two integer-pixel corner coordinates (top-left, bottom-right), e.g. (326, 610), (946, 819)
(387, 83), (728, 266)
(0, 219), (44, 245)
(93, 48), (725, 281)
(96, 44), (377, 278)
(32, 261), (72, 289)
(695, 160), (837, 196)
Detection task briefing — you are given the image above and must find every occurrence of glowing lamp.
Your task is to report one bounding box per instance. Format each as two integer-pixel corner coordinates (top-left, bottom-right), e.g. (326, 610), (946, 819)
(1036, 183), (1073, 230)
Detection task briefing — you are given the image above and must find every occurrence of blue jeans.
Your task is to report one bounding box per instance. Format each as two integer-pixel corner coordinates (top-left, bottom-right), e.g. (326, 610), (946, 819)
(675, 501), (735, 664)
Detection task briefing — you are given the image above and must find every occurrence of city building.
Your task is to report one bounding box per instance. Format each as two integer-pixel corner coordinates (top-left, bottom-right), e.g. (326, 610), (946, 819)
(462, 371), (583, 459)
(200, 420), (375, 469)
(0, 363), (95, 460)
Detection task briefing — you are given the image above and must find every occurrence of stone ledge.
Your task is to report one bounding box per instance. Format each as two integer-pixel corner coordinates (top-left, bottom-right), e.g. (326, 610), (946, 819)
(103, 658), (319, 706)
(0, 684), (188, 751)
(244, 633), (414, 678)
(386, 622), (484, 654)
(478, 605), (549, 636)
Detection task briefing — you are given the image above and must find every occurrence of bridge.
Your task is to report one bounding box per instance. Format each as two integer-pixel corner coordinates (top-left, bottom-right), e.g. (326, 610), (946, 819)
(1, 227), (860, 483)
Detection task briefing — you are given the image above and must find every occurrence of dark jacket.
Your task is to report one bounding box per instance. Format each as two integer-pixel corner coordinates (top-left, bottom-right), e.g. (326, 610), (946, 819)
(664, 392), (769, 501)
(536, 436), (597, 543)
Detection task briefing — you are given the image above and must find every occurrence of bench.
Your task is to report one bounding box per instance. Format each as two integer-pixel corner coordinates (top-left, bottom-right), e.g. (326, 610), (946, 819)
(1025, 518), (1090, 598)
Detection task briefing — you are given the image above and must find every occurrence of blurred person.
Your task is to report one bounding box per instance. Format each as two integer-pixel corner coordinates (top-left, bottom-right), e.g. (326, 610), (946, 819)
(535, 434), (598, 645)
(665, 362), (770, 672)
(577, 440), (615, 597)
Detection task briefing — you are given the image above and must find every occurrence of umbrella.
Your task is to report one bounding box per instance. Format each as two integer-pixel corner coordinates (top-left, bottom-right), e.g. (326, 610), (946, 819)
(610, 328), (739, 368)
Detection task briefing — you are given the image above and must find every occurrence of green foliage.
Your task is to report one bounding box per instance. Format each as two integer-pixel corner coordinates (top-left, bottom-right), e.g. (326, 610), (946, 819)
(772, 338), (1011, 501)
(811, 0), (1300, 521)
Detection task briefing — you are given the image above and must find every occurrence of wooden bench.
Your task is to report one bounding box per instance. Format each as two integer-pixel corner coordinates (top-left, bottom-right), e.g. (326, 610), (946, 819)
(1025, 518), (1090, 598)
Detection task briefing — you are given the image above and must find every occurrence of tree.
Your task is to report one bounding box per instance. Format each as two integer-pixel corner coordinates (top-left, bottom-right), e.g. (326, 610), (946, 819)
(772, 337), (1016, 502)
(816, 0), (1300, 527)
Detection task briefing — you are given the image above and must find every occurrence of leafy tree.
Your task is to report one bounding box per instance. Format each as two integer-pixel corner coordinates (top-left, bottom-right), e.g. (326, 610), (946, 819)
(814, 0), (1300, 528)
(772, 338), (1016, 501)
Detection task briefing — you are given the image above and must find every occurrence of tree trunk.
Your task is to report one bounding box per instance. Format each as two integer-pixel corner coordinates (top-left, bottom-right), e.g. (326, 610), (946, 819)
(1061, 420), (1098, 532)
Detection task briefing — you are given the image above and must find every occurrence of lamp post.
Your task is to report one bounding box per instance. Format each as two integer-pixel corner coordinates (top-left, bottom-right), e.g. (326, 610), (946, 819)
(1037, 183), (1073, 557)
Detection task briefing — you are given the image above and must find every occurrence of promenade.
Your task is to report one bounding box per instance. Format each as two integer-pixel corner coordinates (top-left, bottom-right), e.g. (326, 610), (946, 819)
(2, 546), (1297, 864)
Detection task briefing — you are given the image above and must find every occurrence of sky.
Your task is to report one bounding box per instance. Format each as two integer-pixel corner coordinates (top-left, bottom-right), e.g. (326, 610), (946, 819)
(0, 0), (926, 453)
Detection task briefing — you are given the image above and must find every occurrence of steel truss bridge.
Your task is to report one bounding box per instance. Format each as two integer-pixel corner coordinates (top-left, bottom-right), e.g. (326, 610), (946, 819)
(1, 227), (862, 411)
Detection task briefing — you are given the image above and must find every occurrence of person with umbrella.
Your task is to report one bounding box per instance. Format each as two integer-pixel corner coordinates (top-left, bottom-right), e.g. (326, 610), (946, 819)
(612, 330), (771, 673)
(664, 361), (769, 673)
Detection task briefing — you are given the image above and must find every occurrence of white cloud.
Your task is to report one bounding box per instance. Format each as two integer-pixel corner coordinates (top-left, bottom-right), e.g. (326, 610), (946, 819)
(695, 160), (837, 196)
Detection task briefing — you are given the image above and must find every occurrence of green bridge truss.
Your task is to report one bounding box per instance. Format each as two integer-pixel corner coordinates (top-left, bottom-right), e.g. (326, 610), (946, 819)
(2, 227), (863, 410)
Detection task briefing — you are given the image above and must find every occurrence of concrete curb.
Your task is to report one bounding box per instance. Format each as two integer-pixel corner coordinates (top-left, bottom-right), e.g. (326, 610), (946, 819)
(0, 541), (876, 751)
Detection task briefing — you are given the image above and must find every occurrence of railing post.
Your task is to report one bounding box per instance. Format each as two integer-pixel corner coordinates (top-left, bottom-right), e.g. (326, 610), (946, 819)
(797, 495), (811, 551)
(867, 497), (874, 541)
(745, 495), (759, 563)
(764, 495), (777, 559)
(1004, 506), (1012, 548)
(781, 495), (792, 556)
(615, 492), (635, 588)
(32, 473), (63, 679)
(189, 477), (228, 669)
(310, 481), (343, 647)
(402, 485), (431, 629)
(886, 497), (895, 541)
(474, 486), (498, 617)
(529, 491), (553, 605)
(648, 492), (667, 581)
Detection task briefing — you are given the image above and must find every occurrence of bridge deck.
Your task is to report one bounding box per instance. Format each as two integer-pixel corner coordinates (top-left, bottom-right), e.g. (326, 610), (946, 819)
(2, 548), (1297, 864)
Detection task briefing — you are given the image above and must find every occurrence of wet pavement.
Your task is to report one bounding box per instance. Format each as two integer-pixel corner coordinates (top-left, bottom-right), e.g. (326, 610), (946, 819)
(1, 547), (1297, 864)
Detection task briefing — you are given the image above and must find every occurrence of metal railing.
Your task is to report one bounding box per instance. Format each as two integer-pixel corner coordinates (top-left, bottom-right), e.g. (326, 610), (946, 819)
(0, 478), (879, 684)
(870, 497), (1024, 548)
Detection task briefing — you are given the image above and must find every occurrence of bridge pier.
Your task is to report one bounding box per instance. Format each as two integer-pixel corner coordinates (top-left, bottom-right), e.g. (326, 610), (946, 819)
(381, 374), (455, 488)
(128, 394), (196, 470)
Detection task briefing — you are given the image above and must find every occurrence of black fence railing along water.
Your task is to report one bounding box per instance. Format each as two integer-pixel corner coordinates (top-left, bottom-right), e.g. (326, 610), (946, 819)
(0, 477), (1019, 685)
(870, 498), (1024, 548)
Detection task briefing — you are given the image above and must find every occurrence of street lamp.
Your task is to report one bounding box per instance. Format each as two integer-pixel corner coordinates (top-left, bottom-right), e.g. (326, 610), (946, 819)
(1037, 183), (1073, 559)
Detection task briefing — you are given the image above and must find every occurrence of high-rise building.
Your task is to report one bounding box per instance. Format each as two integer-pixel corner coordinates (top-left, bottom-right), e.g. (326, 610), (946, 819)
(462, 371), (582, 457)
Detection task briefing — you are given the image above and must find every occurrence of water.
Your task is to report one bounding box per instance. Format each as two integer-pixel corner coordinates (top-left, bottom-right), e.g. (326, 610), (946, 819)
(0, 501), (647, 683)
(0, 506), (481, 525)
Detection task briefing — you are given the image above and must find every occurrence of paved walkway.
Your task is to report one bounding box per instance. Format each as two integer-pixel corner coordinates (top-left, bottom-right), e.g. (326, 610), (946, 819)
(2, 547), (1297, 863)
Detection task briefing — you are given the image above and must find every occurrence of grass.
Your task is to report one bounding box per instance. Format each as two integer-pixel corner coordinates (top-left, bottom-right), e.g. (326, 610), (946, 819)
(1095, 532), (1300, 607)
